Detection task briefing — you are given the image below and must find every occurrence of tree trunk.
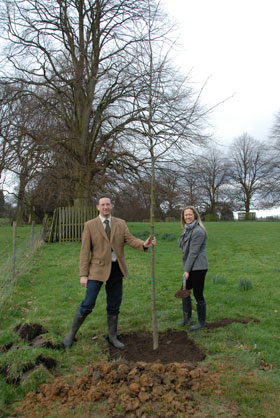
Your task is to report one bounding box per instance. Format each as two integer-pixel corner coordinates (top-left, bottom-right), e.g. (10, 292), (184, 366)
(16, 173), (28, 226)
(16, 202), (24, 226)
(73, 167), (91, 207)
(150, 160), (158, 350)
(28, 206), (35, 224)
(245, 199), (250, 221)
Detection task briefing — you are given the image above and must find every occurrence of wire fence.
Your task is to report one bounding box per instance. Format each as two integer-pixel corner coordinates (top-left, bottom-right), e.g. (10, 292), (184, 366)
(0, 222), (44, 315)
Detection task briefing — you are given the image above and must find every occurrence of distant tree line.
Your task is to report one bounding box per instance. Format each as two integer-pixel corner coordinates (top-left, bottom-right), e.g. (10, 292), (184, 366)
(111, 132), (280, 221)
(1, 127), (279, 222)
(0, 1), (279, 223)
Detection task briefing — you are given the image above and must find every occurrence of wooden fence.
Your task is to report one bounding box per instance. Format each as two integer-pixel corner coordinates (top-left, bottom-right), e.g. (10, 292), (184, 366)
(46, 206), (98, 242)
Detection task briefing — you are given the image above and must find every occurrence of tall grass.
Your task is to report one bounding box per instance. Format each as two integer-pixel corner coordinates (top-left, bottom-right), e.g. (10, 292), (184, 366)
(0, 221), (280, 417)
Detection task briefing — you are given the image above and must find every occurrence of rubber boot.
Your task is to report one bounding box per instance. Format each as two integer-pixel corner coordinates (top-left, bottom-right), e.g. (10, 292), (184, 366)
(190, 300), (206, 331)
(107, 314), (124, 350)
(177, 296), (192, 325)
(62, 309), (87, 348)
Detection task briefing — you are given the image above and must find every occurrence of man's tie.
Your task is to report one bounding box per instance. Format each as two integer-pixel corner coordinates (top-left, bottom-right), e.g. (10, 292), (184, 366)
(104, 219), (111, 239)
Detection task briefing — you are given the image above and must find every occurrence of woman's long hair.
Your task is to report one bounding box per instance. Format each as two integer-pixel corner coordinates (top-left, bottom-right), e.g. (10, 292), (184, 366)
(180, 206), (208, 238)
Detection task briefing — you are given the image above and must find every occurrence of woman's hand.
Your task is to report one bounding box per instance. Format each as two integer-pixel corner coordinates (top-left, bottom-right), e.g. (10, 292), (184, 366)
(182, 272), (189, 290)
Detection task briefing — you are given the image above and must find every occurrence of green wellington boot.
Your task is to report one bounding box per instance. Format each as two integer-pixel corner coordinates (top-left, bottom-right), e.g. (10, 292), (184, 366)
(62, 309), (87, 348)
(107, 314), (124, 349)
(178, 296), (193, 325)
(190, 300), (206, 331)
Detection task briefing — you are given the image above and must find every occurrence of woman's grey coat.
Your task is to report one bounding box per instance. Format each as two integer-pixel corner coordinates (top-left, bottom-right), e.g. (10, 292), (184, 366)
(178, 220), (208, 273)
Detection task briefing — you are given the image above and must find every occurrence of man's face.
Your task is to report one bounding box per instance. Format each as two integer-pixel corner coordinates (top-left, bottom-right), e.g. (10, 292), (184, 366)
(96, 197), (113, 218)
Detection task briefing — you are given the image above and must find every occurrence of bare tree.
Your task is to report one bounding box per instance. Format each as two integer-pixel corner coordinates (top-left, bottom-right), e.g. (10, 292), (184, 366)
(0, 0), (163, 206)
(0, 87), (52, 224)
(156, 167), (183, 219)
(228, 133), (270, 220)
(112, 170), (182, 221)
(178, 165), (203, 209)
(0, 85), (17, 190)
(262, 116), (280, 206)
(191, 146), (230, 216)
(111, 174), (156, 221)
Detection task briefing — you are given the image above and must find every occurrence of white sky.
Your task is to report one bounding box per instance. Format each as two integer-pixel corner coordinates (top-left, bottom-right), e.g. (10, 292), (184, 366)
(162, 0), (280, 148)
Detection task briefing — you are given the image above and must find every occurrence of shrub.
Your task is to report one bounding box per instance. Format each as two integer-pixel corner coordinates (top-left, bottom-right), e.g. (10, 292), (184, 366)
(0, 218), (10, 226)
(134, 231), (150, 239)
(205, 213), (219, 222)
(161, 233), (176, 241)
(211, 275), (227, 284)
(238, 279), (253, 291)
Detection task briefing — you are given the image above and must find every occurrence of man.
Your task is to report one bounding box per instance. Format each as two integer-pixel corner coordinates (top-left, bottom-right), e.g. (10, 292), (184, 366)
(62, 196), (156, 349)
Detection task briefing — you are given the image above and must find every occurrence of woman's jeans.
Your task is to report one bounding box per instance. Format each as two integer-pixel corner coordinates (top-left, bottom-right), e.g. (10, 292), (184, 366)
(79, 262), (123, 316)
(186, 269), (207, 302)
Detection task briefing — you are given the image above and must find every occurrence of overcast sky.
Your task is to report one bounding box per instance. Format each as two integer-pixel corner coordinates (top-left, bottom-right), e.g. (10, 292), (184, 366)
(162, 0), (280, 148)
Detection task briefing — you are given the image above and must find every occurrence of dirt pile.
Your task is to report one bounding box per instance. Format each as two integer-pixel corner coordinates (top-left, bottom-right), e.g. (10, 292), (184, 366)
(11, 359), (219, 418)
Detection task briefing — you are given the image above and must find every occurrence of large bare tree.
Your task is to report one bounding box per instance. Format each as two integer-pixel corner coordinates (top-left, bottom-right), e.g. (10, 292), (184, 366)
(0, 0), (162, 206)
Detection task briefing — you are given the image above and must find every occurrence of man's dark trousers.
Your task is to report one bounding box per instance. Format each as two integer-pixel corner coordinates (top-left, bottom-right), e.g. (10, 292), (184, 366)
(79, 261), (123, 316)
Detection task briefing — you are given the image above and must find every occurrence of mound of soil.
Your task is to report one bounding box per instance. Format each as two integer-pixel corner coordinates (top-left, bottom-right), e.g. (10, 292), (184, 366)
(12, 358), (220, 418)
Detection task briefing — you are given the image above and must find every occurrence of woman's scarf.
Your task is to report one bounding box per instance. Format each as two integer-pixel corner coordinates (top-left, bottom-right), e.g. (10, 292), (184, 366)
(178, 220), (198, 249)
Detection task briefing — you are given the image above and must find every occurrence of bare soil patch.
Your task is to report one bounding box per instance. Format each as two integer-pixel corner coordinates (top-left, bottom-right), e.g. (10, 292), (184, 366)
(108, 329), (206, 363)
(205, 317), (260, 330)
(108, 317), (260, 363)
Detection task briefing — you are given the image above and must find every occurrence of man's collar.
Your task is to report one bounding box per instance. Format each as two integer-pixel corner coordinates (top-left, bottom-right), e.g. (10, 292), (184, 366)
(99, 215), (112, 223)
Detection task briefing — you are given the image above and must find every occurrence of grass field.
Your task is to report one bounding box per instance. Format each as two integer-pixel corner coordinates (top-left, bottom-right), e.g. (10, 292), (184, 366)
(0, 221), (280, 417)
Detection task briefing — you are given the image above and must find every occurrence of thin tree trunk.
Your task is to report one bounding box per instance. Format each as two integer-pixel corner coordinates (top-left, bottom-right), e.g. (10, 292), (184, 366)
(16, 172), (28, 226)
(150, 155), (158, 350)
(12, 221), (16, 280)
(245, 197), (250, 220)
(146, 0), (159, 350)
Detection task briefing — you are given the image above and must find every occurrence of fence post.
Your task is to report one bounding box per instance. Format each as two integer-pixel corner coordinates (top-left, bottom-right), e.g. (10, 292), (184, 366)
(30, 221), (35, 251)
(12, 221), (16, 280)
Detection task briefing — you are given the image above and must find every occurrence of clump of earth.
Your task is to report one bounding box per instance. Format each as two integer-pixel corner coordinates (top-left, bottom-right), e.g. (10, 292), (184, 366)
(12, 351), (216, 417)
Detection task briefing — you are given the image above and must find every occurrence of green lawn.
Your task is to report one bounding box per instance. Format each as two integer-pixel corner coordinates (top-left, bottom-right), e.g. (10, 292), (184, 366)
(0, 221), (280, 417)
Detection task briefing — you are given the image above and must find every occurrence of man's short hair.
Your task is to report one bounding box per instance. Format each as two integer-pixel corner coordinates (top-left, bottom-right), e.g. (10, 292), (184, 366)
(96, 195), (112, 205)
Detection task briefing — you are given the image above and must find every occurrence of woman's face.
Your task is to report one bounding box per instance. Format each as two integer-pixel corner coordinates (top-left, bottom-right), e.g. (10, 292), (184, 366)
(184, 208), (196, 224)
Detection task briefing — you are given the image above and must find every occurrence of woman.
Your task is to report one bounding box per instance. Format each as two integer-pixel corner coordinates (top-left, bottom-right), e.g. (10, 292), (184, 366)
(178, 206), (208, 330)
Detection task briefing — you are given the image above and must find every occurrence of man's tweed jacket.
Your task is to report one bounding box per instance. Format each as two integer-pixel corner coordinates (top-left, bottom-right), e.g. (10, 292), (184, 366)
(79, 216), (145, 282)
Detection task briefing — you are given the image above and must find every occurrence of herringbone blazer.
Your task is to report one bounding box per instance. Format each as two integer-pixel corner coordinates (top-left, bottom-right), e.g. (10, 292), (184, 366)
(79, 216), (145, 282)
(179, 223), (208, 273)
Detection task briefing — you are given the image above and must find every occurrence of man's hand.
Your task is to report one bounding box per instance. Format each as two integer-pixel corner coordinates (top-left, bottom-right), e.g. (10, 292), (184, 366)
(143, 235), (157, 248)
(183, 272), (189, 281)
(80, 276), (88, 288)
